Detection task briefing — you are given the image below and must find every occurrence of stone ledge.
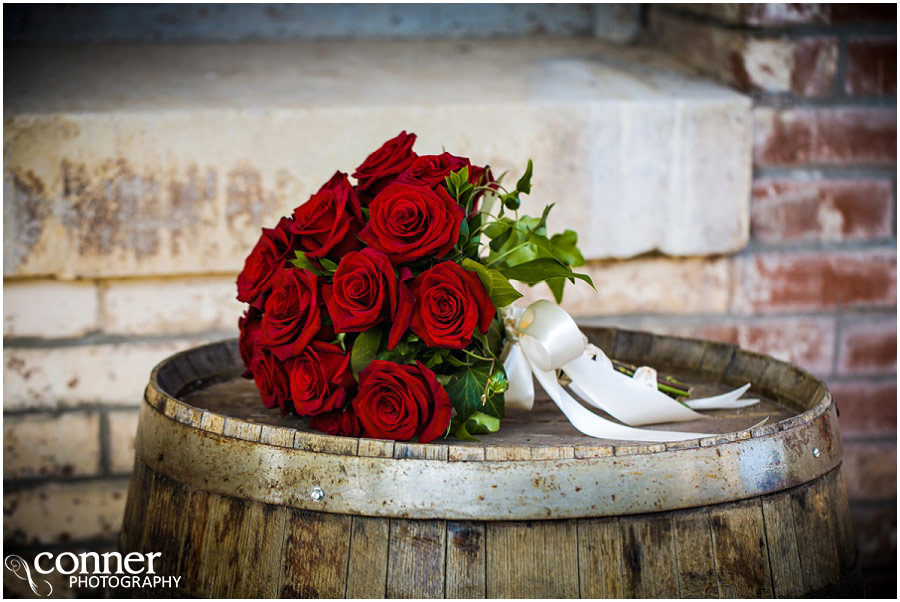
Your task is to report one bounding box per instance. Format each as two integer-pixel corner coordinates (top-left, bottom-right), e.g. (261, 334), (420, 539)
(5, 39), (751, 278)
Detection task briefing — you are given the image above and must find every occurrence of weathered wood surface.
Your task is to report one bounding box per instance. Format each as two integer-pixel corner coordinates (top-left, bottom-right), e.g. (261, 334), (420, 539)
(120, 460), (859, 598)
(120, 327), (861, 598)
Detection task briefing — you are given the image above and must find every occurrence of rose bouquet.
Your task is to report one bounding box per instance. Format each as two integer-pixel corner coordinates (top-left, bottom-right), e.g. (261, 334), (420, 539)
(236, 131), (593, 442)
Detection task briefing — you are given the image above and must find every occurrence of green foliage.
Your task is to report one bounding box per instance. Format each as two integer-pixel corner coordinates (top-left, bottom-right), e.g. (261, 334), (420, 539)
(350, 328), (382, 379)
(452, 411), (501, 442)
(460, 259), (523, 308)
(445, 360), (506, 424)
(289, 251), (326, 275)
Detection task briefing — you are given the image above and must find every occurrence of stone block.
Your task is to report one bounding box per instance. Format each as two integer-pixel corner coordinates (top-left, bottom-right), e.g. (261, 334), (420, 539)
(832, 380), (897, 438)
(846, 37), (897, 96)
(4, 39), (751, 279)
(3, 411), (101, 478)
(837, 315), (897, 376)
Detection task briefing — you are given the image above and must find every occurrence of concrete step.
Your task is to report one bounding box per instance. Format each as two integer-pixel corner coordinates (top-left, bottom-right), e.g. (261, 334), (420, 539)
(4, 38), (751, 279)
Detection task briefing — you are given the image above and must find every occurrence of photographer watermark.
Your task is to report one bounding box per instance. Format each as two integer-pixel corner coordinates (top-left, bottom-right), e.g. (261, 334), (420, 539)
(5, 551), (182, 596)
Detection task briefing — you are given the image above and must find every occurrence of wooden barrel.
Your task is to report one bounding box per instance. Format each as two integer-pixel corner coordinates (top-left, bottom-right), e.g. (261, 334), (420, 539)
(119, 327), (862, 598)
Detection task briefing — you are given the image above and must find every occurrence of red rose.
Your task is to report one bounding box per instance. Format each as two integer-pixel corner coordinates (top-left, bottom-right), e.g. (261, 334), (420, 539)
(358, 183), (464, 264)
(236, 217), (296, 310)
(409, 261), (495, 349)
(249, 350), (290, 415)
(309, 407), (362, 437)
(323, 248), (414, 349)
(291, 172), (363, 260)
(353, 131), (418, 196)
(353, 360), (451, 443)
(396, 152), (471, 187)
(238, 308), (263, 378)
(287, 341), (354, 416)
(259, 268), (321, 361)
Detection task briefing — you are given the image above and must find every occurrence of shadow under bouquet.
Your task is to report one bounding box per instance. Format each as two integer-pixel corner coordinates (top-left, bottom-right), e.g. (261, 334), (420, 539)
(236, 131), (591, 442)
(237, 132), (758, 444)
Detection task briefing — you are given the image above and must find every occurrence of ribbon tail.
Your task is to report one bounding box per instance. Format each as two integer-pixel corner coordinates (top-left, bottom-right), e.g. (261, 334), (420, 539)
(562, 354), (707, 426)
(503, 344), (535, 411)
(683, 384), (760, 410)
(528, 357), (713, 442)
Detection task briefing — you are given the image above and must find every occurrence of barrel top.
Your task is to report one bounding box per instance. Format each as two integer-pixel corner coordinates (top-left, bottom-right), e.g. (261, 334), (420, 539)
(148, 326), (831, 459)
(137, 327), (841, 519)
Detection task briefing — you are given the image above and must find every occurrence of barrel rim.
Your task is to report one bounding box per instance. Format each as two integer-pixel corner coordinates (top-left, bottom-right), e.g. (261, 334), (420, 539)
(145, 326), (833, 461)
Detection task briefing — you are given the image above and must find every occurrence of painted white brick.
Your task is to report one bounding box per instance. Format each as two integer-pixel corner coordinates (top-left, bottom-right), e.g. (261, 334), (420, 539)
(5, 39), (750, 279)
(3, 412), (101, 478)
(4, 280), (99, 338)
(102, 276), (242, 335)
(519, 257), (732, 316)
(3, 480), (128, 545)
(107, 409), (140, 474)
(3, 338), (209, 410)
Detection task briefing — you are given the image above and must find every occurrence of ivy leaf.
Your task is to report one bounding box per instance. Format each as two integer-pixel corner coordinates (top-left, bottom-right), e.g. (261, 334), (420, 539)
(500, 258), (594, 289)
(461, 258), (523, 308)
(290, 251), (325, 275)
(350, 328), (382, 379)
(549, 230), (585, 267)
(515, 159), (534, 195)
(445, 361), (493, 422)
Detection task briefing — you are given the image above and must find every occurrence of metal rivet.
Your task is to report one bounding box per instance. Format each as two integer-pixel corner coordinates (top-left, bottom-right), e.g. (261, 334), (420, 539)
(812, 448), (821, 458)
(310, 486), (325, 501)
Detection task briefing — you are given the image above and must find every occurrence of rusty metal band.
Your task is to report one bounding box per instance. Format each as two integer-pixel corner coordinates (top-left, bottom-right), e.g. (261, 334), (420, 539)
(135, 396), (842, 520)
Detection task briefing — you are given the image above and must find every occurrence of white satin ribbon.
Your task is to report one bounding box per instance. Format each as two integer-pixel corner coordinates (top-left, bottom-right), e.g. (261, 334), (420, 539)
(501, 300), (761, 442)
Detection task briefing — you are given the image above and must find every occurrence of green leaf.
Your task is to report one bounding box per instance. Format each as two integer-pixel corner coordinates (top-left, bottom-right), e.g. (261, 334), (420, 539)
(461, 258), (523, 308)
(289, 251), (325, 275)
(549, 230), (585, 267)
(445, 361), (493, 422)
(547, 278), (566, 304)
(515, 159), (533, 195)
(350, 328), (382, 379)
(500, 258), (594, 288)
(466, 411), (501, 434)
(319, 257), (339, 272)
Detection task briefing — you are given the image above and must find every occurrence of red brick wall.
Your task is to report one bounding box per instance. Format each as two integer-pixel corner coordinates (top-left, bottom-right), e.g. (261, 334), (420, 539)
(648, 4), (896, 596)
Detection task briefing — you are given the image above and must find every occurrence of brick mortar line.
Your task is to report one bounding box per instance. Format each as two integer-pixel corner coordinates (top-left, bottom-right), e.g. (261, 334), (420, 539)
(4, 404), (140, 417)
(3, 474), (132, 492)
(751, 94), (897, 108)
(741, 239), (898, 254)
(654, 5), (897, 38)
(3, 329), (237, 349)
(842, 435), (898, 445)
(753, 165), (898, 179)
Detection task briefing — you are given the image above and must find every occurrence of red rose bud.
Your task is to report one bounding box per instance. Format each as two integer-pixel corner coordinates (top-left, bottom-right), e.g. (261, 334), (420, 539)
(238, 308), (263, 378)
(396, 152), (472, 188)
(352, 360), (452, 443)
(249, 350), (290, 415)
(323, 248), (414, 349)
(409, 261), (495, 349)
(287, 341), (354, 416)
(259, 268), (322, 361)
(291, 172), (363, 260)
(358, 183), (464, 264)
(309, 407), (362, 437)
(236, 217), (296, 310)
(352, 131), (418, 196)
